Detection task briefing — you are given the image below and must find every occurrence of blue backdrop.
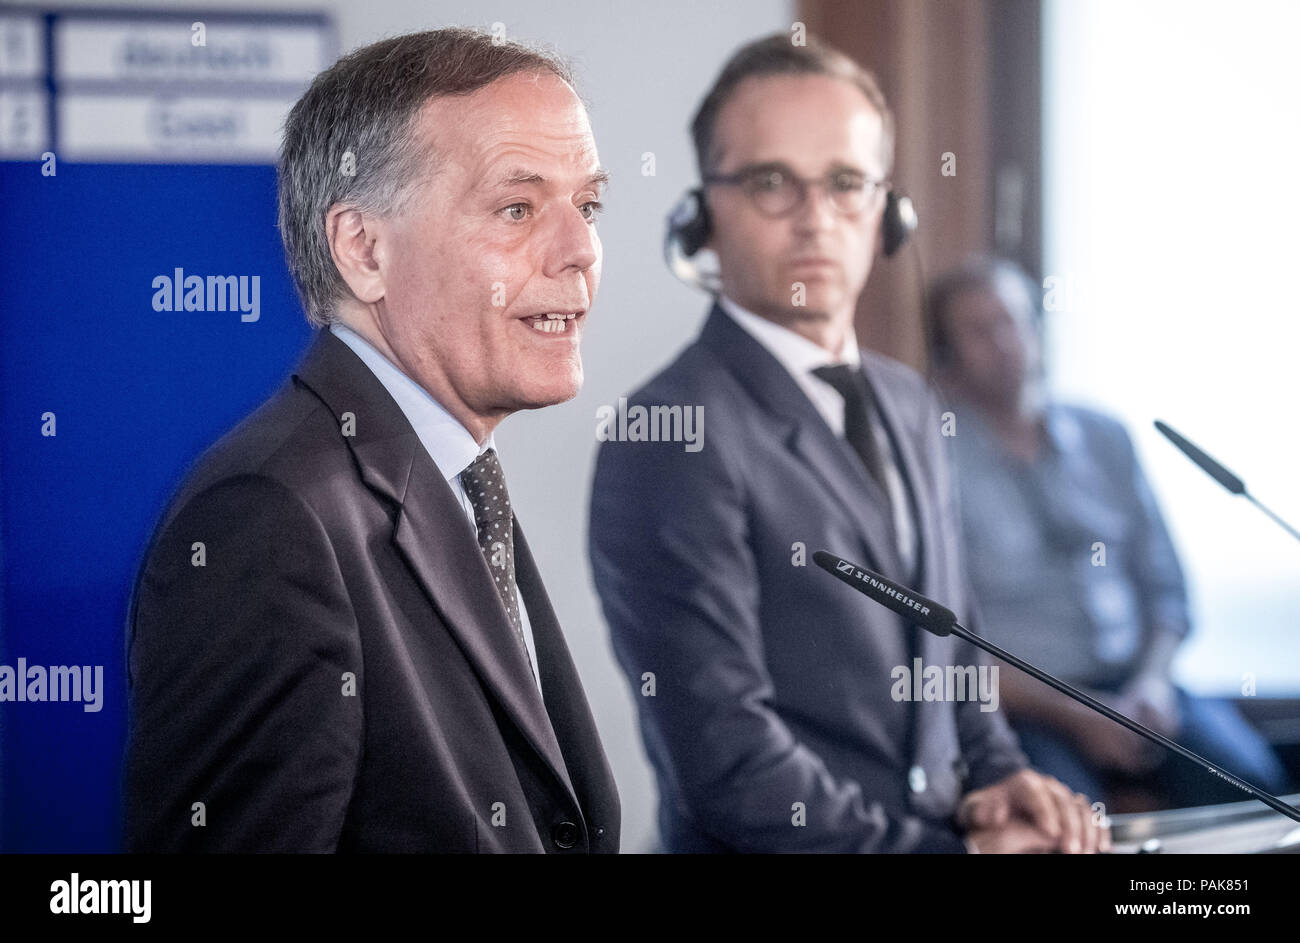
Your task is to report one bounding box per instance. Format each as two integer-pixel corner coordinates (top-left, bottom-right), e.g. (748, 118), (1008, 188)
(0, 159), (312, 851)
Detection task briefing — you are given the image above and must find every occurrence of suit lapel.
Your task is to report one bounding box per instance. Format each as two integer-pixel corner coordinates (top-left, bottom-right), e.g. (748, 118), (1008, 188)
(290, 329), (576, 801)
(699, 304), (902, 576)
(392, 459), (576, 799)
(867, 369), (929, 587)
(513, 522), (618, 825)
(864, 356), (953, 767)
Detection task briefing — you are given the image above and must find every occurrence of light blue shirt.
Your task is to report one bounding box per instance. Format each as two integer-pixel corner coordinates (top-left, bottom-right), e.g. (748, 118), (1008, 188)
(330, 323), (541, 695)
(947, 398), (1190, 688)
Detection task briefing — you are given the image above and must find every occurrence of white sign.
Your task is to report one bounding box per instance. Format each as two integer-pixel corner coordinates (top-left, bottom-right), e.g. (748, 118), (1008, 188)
(0, 10), (333, 164)
(59, 93), (295, 163)
(55, 18), (329, 86)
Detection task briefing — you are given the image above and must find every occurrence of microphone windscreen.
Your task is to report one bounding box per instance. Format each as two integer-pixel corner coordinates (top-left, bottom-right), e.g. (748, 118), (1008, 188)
(1154, 420), (1245, 495)
(813, 550), (957, 636)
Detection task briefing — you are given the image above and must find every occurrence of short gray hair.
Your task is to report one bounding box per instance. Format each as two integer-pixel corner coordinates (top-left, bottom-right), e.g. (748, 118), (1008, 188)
(277, 28), (575, 327)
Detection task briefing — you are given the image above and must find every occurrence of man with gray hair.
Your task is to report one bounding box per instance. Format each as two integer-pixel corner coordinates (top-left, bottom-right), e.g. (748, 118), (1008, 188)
(124, 28), (619, 853)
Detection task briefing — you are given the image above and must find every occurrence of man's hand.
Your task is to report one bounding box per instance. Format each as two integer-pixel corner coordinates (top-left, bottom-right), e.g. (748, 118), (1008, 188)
(958, 768), (1111, 853)
(1121, 673), (1181, 738)
(1073, 710), (1162, 773)
(966, 819), (1060, 854)
(1066, 686), (1170, 770)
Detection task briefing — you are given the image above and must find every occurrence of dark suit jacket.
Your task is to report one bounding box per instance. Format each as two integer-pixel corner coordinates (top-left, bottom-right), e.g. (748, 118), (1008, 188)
(124, 328), (619, 852)
(589, 304), (1026, 853)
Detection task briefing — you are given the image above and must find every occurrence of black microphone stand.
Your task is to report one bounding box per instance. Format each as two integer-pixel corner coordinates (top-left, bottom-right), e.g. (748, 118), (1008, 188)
(952, 619), (1300, 824)
(814, 550), (1300, 825)
(1155, 419), (1300, 544)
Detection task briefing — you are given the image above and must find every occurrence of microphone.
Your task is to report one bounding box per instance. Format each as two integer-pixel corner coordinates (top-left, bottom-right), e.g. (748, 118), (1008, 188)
(1155, 419), (1300, 544)
(815, 550), (957, 636)
(812, 548), (1300, 825)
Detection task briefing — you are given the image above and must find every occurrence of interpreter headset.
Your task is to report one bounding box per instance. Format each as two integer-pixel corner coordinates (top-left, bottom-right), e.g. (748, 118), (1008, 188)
(664, 182), (918, 293)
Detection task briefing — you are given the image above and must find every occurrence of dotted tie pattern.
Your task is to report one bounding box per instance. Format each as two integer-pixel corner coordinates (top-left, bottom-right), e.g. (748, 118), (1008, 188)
(459, 448), (534, 678)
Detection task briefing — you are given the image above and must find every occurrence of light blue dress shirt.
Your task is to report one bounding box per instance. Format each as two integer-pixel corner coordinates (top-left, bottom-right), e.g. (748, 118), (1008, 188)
(947, 398), (1190, 688)
(329, 323), (542, 695)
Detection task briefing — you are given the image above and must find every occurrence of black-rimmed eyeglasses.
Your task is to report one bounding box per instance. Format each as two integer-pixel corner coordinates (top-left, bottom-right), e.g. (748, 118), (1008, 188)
(703, 164), (888, 217)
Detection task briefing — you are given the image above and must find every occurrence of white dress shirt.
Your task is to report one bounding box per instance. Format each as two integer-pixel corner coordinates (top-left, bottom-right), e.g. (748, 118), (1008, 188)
(330, 323), (542, 694)
(717, 296), (917, 575)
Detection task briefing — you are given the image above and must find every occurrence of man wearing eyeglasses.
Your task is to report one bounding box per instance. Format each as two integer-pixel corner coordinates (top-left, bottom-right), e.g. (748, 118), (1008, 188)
(589, 33), (1109, 853)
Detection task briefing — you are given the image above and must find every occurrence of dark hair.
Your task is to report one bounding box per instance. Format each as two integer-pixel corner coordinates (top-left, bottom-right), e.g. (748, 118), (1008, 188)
(926, 256), (1042, 368)
(689, 32), (894, 178)
(278, 28), (575, 327)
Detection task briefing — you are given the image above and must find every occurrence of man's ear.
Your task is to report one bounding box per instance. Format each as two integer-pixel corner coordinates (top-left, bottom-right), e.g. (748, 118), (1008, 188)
(326, 205), (386, 305)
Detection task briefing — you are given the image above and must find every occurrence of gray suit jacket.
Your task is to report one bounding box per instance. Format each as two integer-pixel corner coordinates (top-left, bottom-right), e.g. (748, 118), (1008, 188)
(124, 328), (619, 852)
(589, 304), (1026, 852)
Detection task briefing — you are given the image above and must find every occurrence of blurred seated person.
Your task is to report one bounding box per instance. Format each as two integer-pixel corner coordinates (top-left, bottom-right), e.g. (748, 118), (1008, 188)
(927, 256), (1291, 812)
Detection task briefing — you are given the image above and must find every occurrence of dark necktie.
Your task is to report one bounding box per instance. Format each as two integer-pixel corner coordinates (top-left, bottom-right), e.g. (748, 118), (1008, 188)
(814, 364), (922, 698)
(459, 448), (535, 680)
(811, 363), (889, 489)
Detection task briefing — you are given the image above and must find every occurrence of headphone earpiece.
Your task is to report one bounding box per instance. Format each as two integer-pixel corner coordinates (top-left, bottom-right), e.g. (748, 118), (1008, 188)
(669, 188), (713, 258)
(881, 189), (917, 257)
(665, 183), (918, 290)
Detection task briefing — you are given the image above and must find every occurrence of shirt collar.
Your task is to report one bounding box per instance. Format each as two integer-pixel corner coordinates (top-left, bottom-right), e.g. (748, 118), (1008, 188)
(717, 295), (861, 376)
(329, 323), (492, 482)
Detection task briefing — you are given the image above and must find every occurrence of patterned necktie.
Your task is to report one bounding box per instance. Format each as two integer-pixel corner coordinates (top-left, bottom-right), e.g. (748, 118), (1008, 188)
(811, 363), (889, 489)
(459, 448), (535, 680)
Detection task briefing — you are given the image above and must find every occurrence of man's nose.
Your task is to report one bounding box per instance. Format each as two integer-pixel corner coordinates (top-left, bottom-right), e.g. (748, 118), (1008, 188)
(791, 183), (838, 235)
(544, 204), (599, 278)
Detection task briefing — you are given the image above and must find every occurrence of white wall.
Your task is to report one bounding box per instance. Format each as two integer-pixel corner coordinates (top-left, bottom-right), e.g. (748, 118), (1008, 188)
(1044, 0), (1300, 696)
(53, 0), (795, 851)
